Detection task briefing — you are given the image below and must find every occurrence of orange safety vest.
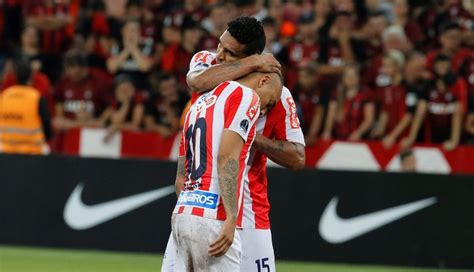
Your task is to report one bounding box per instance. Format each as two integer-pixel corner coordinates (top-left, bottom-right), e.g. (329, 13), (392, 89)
(0, 86), (47, 155)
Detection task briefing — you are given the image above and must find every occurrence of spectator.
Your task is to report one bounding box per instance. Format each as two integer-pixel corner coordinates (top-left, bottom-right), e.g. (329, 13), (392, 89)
(293, 62), (329, 146)
(200, 3), (232, 51)
(0, 59), (51, 155)
(322, 65), (375, 141)
(392, 0), (423, 48)
(23, 0), (79, 82)
(160, 18), (203, 89)
(17, 26), (46, 73)
(426, 22), (472, 73)
(371, 50), (407, 143)
(312, 0), (331, 33)
(107, 19), (154, 91)
(395, 51), (430, 147)
(144, 73), (189, 137)
(55, 50), (112, 130)
(261, 16), (283, 56)
(402, 54), (467, 151)
(101, 74), (145, 142)
(283, 14), (320, 90)
(360, 11), (388, 61)
(318, 11), (365, 90)
(362, 25), (412, 89)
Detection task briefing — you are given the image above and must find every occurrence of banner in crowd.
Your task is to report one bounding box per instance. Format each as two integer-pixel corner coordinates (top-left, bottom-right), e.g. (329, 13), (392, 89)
(1, 154), (473, 269)
(60, 128), (474, 174)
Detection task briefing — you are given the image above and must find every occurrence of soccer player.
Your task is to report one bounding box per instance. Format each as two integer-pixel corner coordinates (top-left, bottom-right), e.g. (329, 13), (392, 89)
(172, 72), (282, 271)
(162, 17), (305, 272)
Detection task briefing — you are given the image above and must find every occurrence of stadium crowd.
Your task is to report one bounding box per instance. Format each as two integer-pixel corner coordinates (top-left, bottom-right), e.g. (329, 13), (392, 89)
(0, 0), (473, 153)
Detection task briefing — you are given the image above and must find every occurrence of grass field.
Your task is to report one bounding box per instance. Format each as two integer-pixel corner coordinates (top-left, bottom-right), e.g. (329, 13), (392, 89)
(0, 246), (464, 272)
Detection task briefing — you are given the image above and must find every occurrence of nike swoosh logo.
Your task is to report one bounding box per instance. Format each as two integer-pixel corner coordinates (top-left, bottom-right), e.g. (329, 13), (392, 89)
(64, 183), (175, 230)
(319, 196), (437, 244)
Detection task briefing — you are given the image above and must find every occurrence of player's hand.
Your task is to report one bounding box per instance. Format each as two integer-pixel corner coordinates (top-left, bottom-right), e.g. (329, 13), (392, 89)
(208, 217), (236, 257)
(442, 139), (458, 151)
(254, 53), (281, 75)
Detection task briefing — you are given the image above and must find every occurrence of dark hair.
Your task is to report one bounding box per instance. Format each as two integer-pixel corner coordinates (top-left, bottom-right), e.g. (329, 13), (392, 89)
(14, 59), (32, 85)
(227, 16), (266, 55)
(400, 149), (414, 161)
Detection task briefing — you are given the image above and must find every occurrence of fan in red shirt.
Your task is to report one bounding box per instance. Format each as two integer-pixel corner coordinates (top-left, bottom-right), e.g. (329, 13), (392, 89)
(283, 14), (320, 90)
(426, 22), (473, 73)
(322, 64), (375, 141)
(161, 18), (203, 89)
(371, 50), (408, 143)
(23, 0), (78, 56)
(318, 11), (366, 91)
(392, 0), (423, 48)
(293, 62), (329, 146)
(54, 50), (112, 130)
(403, 54), (467, 151)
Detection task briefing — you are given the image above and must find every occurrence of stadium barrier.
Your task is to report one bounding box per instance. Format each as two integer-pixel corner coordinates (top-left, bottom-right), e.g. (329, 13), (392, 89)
(0, 154), (473, 269)
(59, 128), (474, 174)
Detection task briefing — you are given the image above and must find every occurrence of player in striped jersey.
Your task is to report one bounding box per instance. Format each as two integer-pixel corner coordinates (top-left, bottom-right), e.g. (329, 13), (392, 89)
(162, 16), (305, 272)
(172, 72), (282, 271)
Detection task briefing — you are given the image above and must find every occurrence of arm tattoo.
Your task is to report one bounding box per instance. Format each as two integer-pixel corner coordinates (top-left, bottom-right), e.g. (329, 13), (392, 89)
(219, 157), (239, 218)
(176, 156), (186, 178)
(175, 156), (186, 196)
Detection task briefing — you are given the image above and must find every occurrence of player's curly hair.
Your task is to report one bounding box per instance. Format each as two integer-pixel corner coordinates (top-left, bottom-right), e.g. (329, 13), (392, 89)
(227, 17), (266, 56)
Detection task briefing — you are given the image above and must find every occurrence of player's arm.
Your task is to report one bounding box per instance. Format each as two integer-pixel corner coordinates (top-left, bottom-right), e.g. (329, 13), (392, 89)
(187, 54), (281, 93)
(208, 130), (244, 257)
(174, 156), (186, 197)
(253, 135), (305, 170)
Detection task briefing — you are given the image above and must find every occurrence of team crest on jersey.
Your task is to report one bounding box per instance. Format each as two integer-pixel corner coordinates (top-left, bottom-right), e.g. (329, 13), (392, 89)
(286, 97), (300, 129)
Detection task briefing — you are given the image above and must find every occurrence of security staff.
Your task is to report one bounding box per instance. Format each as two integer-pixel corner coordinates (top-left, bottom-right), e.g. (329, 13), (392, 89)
(0, 60), (52, 154)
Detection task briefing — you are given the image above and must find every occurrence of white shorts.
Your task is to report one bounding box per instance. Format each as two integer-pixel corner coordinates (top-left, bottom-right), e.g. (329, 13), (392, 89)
(238, 228), (276, 272)
(171, 213), (241, 272)
(161, 232), (176, 272)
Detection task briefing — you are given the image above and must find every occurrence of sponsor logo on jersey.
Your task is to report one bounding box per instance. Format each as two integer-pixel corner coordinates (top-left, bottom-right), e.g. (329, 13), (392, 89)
(286, 97), (300, 129)
(177, 190), (219, 210)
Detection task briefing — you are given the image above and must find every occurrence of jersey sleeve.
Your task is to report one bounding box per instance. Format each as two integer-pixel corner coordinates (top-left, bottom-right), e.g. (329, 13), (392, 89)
(186, 50), (216, 77)
(224, 85), (260, 142)
(272, 87), (305, 146)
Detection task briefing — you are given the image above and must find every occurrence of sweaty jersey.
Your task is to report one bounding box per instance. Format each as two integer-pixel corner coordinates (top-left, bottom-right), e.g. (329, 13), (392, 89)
(187, 50), (305, 230)
(174, 81), (261, 227)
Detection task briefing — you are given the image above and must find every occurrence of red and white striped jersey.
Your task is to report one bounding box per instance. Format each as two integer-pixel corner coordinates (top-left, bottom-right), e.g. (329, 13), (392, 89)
(187, 50), (218, 104)
(173, 81), (261, 227)
(242, 87), (305, 229)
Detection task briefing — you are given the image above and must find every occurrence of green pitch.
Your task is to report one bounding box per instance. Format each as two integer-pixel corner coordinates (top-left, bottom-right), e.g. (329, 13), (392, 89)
(0, 246), (462, 272)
